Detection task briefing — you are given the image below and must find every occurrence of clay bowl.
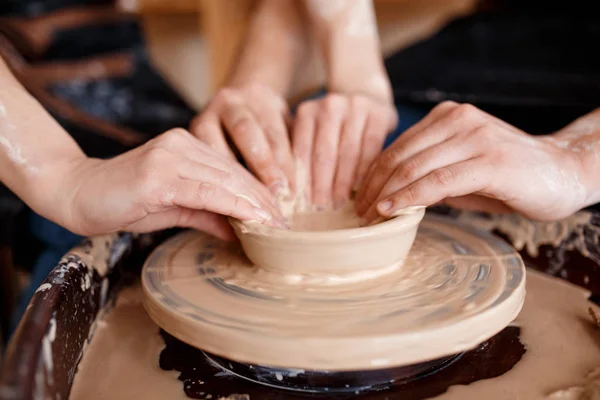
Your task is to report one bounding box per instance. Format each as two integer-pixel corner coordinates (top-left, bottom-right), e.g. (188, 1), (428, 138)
(229, 208), (426, 278)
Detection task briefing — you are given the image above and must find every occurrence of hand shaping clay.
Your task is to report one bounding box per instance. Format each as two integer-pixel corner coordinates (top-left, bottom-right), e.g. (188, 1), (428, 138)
(231, 160), (425, 276)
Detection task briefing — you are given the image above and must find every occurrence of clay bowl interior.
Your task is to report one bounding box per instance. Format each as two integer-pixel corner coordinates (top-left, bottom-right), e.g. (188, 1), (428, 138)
(229, 208), (426, 277)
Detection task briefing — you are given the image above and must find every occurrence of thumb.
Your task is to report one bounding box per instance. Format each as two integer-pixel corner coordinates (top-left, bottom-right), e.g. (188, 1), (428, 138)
(125, 208), (236, 241)
(182, 210), (236, 241)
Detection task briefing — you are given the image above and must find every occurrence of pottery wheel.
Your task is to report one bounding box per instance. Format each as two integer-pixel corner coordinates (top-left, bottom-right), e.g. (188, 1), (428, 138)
(142, 214), (525, 371)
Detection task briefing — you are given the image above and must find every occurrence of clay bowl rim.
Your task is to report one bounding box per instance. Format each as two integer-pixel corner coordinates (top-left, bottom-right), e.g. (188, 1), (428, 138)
(229, 207), (425, 242)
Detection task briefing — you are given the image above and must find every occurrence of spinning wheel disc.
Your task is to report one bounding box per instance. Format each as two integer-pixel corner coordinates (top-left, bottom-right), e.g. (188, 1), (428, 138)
(142, 215), (525, 371)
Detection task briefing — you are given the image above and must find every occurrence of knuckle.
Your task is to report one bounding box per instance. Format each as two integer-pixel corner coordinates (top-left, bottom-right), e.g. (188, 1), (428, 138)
(378, 150), (399, 170)
(143, 146), (170, 168)
(252, 154), (274, 172)
(438, 100), (458, 109)
(215, 168), (235, 188)
(432, 100), (458, 114)
(450, 103), (477, 120)
(323, 94), (347, 114)
(399, 158), (420, 181)
(472, 124), (495, 142)
(230, 116), (255, 137)
(196, 182), (217, 206)
(161, 128), (189, 147)
(296, 102), (315, 119)
(432, 167), (455, 187)
(404, 185), (419, 204)
(176, 208), (194, 227)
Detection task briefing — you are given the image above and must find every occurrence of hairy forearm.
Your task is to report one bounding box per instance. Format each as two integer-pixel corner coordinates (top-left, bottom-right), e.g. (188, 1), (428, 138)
(547, 108), (600, 206)
(227, 0), (308, 97)
(303, 0), (392, 103)
(0, 57), (85, 224)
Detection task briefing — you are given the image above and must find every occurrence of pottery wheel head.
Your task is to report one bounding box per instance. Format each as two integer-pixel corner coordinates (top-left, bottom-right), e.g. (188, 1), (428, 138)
(142, 214), (525, 371)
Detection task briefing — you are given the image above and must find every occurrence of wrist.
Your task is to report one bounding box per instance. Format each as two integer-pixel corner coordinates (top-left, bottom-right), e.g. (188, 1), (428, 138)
(546, 132), (600, 210)
(227, 72), (287, 96)
(328, 69), (393, 105)
(27, 154), (92, 233)
(580, 152), (600, 207)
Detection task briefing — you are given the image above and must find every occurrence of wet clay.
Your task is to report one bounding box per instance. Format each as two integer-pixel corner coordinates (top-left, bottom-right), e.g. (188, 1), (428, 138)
(286, 201), (362, 231)
(143, 215), (525, 371)
(232, 161), (425, 276)
(70, 269), (600, 400)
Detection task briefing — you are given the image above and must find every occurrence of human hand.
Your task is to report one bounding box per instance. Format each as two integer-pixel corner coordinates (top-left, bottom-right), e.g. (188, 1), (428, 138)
(57, 129), (285, 239)
(355, 101), (590, 222)
(292, 93), (397, 208)
(189, 83), (295, 195)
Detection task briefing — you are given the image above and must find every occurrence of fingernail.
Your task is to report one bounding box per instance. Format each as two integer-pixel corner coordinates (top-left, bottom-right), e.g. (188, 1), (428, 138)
(253, 207), (272, 223)
(377, 200), (393, 215)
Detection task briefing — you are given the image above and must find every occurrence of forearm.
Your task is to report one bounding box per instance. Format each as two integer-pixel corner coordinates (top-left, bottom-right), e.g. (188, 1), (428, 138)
(0, 57), (85, 225)
(303, 0), (392, 103)
(227, 0), (308, 97)
(547, 108), (600, 206)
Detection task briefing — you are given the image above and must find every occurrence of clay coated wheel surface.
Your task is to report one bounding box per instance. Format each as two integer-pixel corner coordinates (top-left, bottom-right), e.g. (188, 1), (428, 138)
(142, 214), (525, 371)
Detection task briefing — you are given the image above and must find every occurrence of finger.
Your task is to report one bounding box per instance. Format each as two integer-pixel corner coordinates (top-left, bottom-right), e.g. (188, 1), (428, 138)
(354, 109), (391, 187)
(221, 101), (286, 191)
(388, 100), (459, 144)
(356, 101), (458, 206)
(171, 179), (284, 227)
(312, 97), (345, 207)
(332, 111), (367, 208)
(443, 195), (514, 214)
(176, 159), (284, 221)
(292, 102), (317, 204)
(181, 210), (236, 240)
(189, 115), (237, 160)
(359, 134), (480, 219)
(355, 105), (486, 214)
(254, 104), (296, 195)
(125, 208), (236, 240)
(155, 131), (282, 219)
(371, 157), (492, 221)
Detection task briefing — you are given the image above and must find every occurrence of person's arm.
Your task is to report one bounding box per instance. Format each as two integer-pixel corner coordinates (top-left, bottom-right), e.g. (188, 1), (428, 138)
(303, 0), (392, 103)
(0, 57), (284, 238)
(191, 0), (309, 195)
(291, 0), (398, 209)
(228, 0), (307, 97)
(0, 57), (87, 224)
(355, 102), (600, 222)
